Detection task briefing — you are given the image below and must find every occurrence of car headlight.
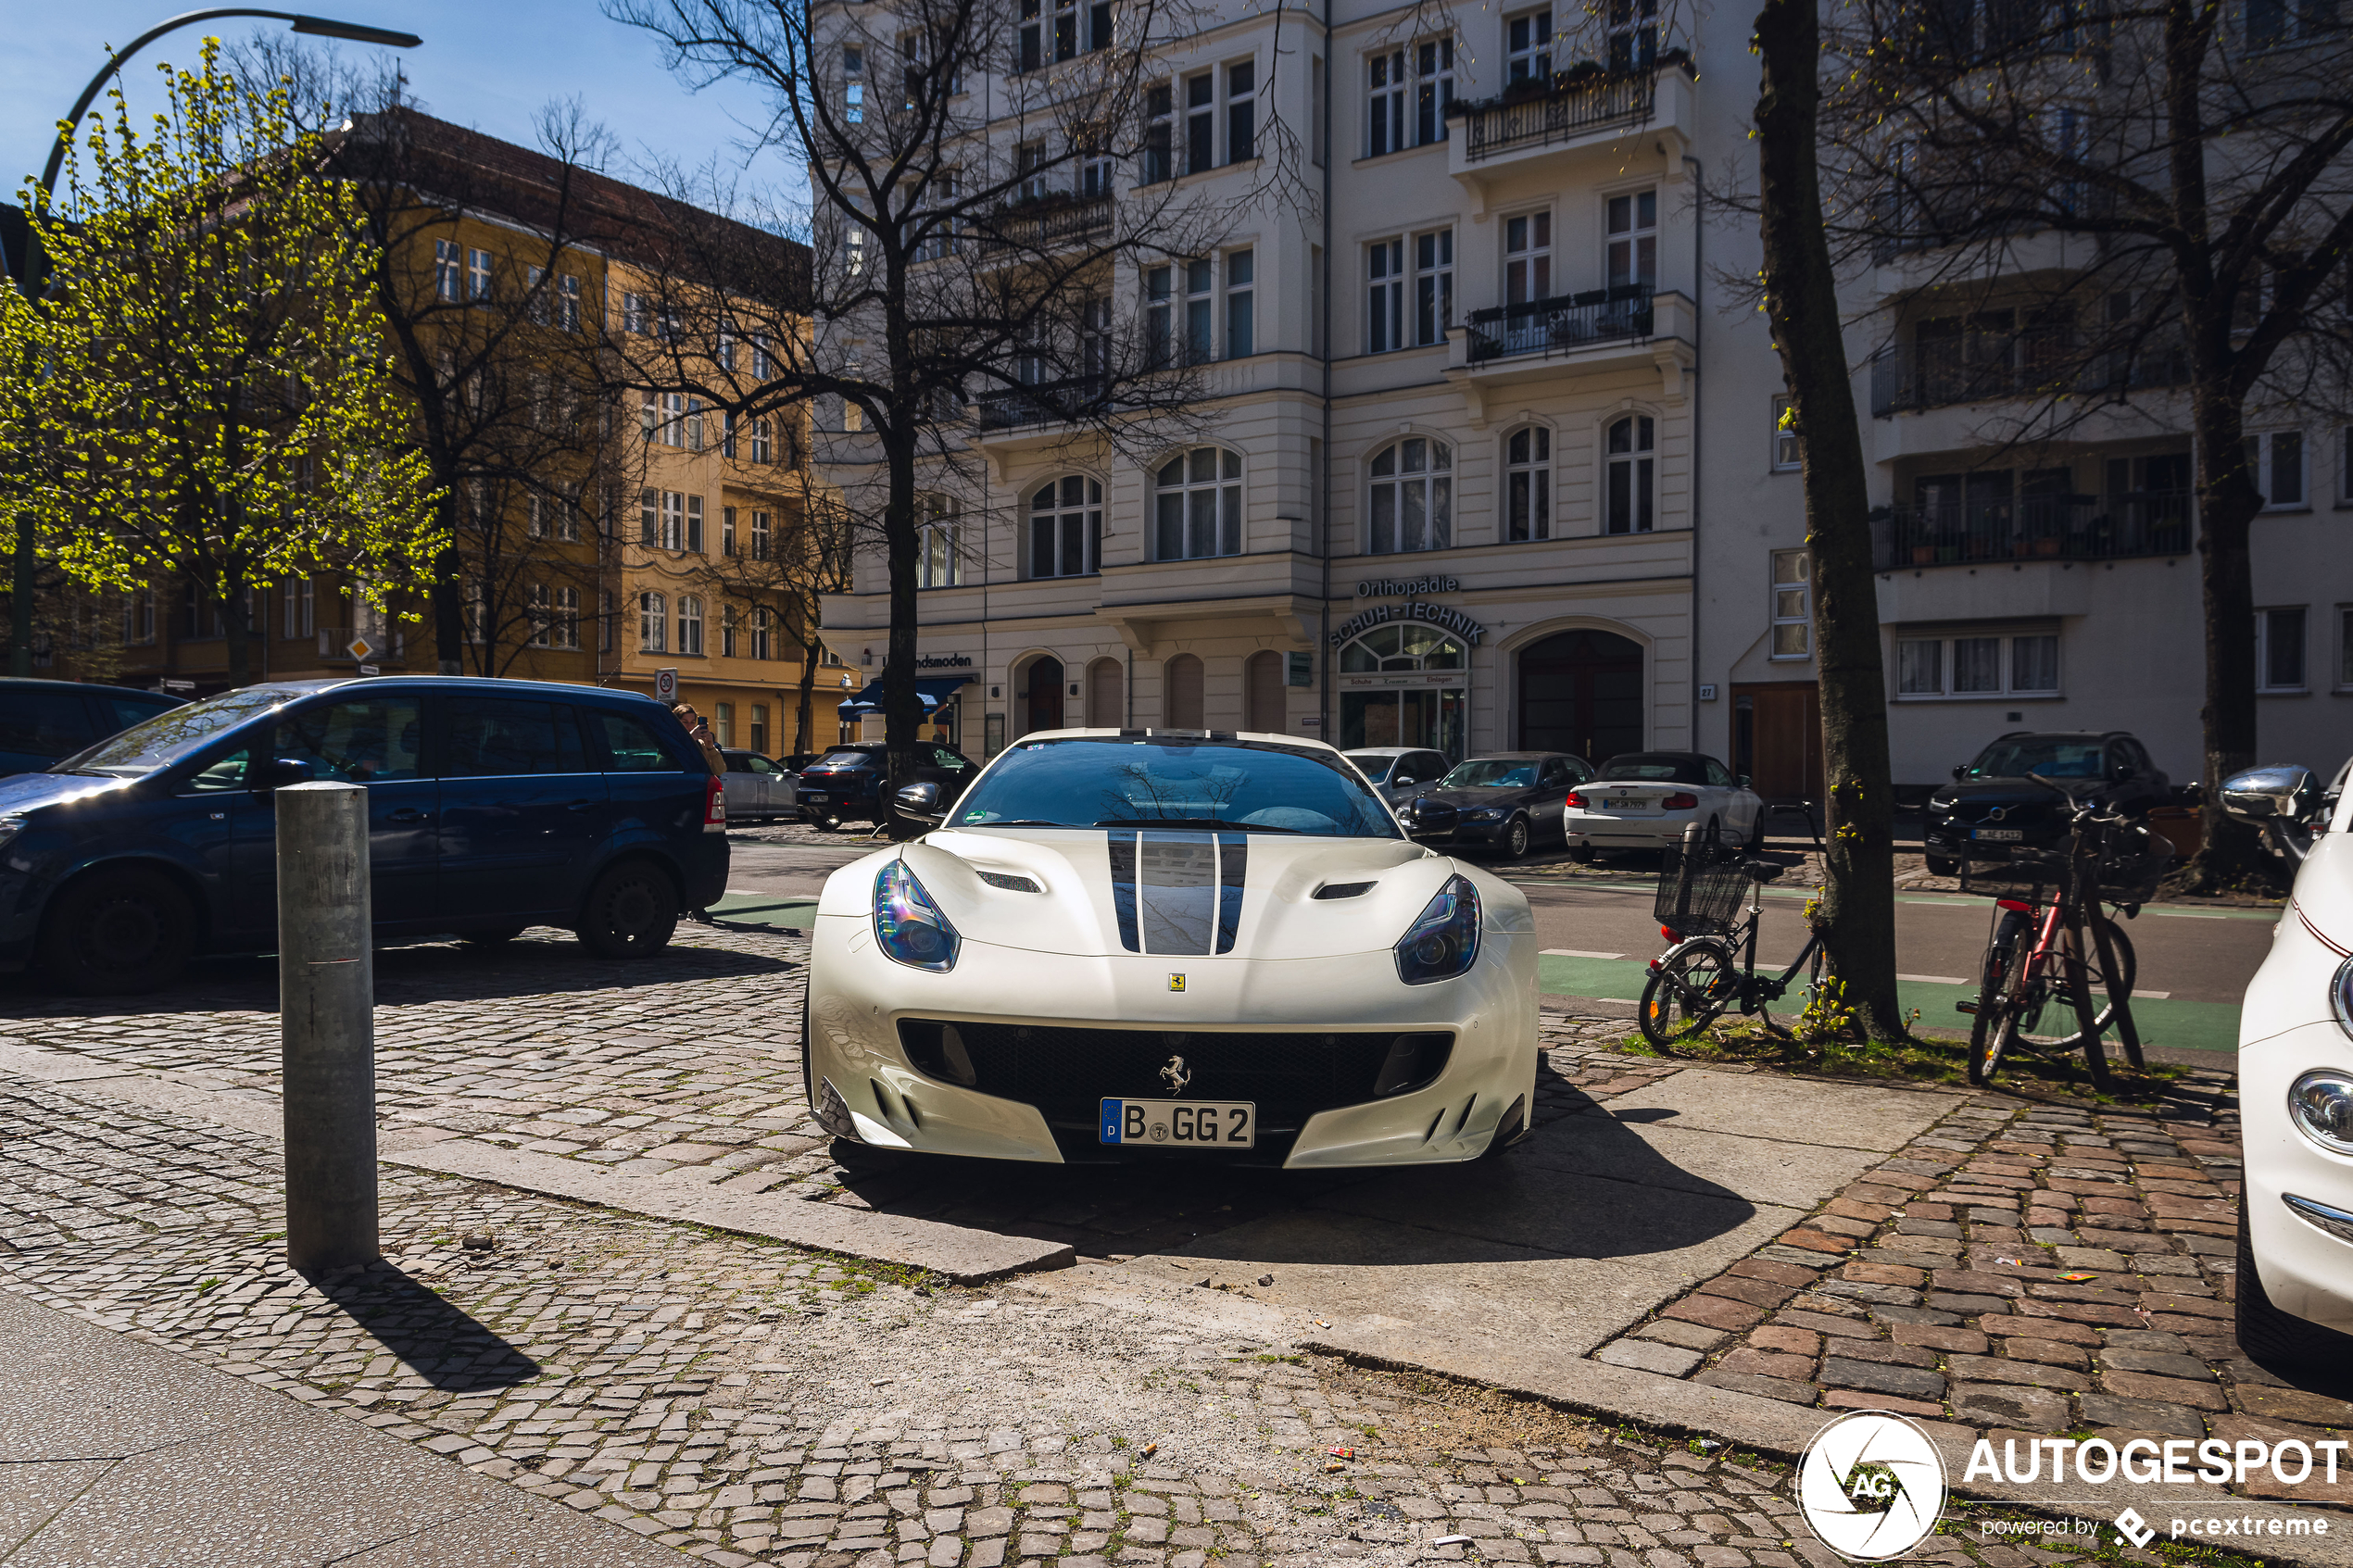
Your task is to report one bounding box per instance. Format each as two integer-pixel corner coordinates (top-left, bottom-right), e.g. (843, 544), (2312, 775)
(1928, 794), (1955, 813)
(874, 859), (959, 972)
(2290, 1070), (2353, 1156)
(1395, 874), (1480, 985)
(1465, 807), (1507, 821)
(2334, 954), (2353, 1038)
(0, 815), (23, 852)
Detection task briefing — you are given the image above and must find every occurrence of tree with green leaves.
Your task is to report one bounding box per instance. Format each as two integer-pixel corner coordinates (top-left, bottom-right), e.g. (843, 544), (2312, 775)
(25, 40), (444, 686)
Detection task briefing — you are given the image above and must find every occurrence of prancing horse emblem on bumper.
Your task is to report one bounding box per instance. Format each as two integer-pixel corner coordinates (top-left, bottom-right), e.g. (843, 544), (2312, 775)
(1161, 1055), (1191, 1094)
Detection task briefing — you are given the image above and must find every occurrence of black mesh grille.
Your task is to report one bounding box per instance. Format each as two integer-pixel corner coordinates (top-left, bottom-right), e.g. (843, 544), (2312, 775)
(896, 1019), (1452, 1133)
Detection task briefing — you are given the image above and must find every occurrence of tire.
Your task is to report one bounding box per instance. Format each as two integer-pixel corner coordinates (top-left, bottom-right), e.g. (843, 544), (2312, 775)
(1501, 815), (1530, 859)
(2236, 1204), (2353, 1384)
(576, 859), (679, 959)
(2035, 916), (2135, 1050)
(1926, 856), (1959, 877)
(1744, 813), (1768, 853)
(1567, 845), (1595, 864)
(460, 927), (527, 947)
(1705, 814), (1726, 850)
(1640, 940), (1738, 1051)
(1967, 913), (2030, 1086)
(36, 866), (195, 996)
(813, 815), (841, 832)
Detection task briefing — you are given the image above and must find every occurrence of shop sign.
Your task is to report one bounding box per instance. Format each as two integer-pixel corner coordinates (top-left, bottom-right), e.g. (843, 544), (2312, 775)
(1354, 575), (1459, 597)
(1329, 598), (1485, 646)
(915, 653), (975, 669)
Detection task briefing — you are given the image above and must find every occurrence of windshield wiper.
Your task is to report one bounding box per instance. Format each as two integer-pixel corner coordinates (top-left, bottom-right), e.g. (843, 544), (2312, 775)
(977, 818), (1080, 828)
(1093, 816), (1302, 834)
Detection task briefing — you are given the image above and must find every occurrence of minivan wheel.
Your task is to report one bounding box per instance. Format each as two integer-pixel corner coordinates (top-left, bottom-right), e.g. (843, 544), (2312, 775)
(576, 861), (679, 959)
(38, 867), (195, 995)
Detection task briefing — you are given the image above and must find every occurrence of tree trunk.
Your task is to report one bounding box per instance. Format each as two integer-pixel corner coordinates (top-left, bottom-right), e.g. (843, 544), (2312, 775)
(430, 506), (465, 674)
(798, 632), (821, 758)
(880, 426), (925, 839)
(2183, 383), (2269, 887)
(1752, 0), (1906, 1042)
(223, 569), (252, 688)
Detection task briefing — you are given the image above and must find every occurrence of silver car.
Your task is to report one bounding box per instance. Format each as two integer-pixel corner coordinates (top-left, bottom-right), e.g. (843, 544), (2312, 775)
(1344, 746), (1453, 807)
(721, 749), (799, 822)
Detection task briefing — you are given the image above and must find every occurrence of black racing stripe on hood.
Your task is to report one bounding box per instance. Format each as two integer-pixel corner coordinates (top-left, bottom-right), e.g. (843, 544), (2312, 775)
(1109, 834), (1139, 951)
(1108, 829), (1250, 955)
(1216, 834), (1245, 954)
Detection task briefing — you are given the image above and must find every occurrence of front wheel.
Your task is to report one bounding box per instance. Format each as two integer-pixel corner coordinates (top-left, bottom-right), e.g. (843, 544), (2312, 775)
(2038, 916), (2135, 1050)
(2236, 1205), (2353, 1384)
(1926, 855), (1959, 877)
(1640, 940), (1738, 1051)
(37, 867), (195, 995)
(1967, 913), (2030, 1086)
(1500, 815), (1531, 859)
(576, 859), (679, 959)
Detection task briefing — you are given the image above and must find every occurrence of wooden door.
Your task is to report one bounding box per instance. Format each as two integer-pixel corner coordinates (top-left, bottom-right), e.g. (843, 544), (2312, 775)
(1516, 630), (1644, 764)
(1087, 657), (1123, 729)
(1024, 657), (1063, 734)
(1165, 654), (1203, 728)
(1731, 682), (1821, 803)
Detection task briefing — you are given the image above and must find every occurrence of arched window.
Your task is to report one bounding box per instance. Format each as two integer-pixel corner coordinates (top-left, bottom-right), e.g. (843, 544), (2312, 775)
(1028, 476), (1102, 578)
(638, 591), (666, 653)
(1505, 426), (1551, 542)
(1605, 414), (1655, 534)
(1368, 436), (1452, 554)
(1153, 447), (1241, 560)
(1337, 625), (1466, 757)
(677, 595), (704, 656)
(749, 605), (774, 660)
(1164, 652), (1204, 728)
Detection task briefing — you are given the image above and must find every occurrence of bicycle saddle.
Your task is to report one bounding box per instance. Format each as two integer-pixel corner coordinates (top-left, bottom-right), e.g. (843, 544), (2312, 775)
(1743, 859), (1784, 882)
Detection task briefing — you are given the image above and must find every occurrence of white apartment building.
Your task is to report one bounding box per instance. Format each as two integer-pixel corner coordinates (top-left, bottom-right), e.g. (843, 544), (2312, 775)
(818, 1), (2353, 797)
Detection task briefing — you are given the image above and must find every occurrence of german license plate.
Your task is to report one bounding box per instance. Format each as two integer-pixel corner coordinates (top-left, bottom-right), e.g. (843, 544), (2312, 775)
(1973, 827), (2024, 841)
(1100, 1098), (1255, 1148)
(1609, 795), (1646, 809)
(801, 793), (828, 804)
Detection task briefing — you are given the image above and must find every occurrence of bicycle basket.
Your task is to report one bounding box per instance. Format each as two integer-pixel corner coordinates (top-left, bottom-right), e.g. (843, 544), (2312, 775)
(2098, 823), (2174, 905)
(1956, 855), (2054, 901)
(1654, 843), (1751, 936)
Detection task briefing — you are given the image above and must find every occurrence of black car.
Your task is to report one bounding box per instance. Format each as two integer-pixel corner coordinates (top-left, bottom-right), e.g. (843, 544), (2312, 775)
(0, 678), (182, 777)
(796, 741), (980, 829)
(1924, 730), (2171, 873)
(1399, 751), (1593, 859)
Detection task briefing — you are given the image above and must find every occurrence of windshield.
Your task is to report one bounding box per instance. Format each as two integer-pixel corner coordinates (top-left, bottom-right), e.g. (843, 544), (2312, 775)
(812, 749), (878, 769)
(955, 737), (1399, 837)
(1597, 754), (1705, 784)
(52, 687), (302, 777)
(1968, 738), (2107, 780)
(1440, 759), (1539, 789)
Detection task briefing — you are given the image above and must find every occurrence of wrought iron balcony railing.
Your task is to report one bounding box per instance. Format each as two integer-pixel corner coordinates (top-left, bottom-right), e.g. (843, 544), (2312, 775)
(1869, 332), (2190, 415)
(1871, 493), (2193, 570)
(1449, 62), (1676, 162)
(978, 194), (1114, 254)
(974, 374), (1106, 433)
(1464, 285), (1655, 363)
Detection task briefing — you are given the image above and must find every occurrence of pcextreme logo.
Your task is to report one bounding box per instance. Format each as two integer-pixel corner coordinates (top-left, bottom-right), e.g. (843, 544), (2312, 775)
(1798, 1411), (1949, 1561)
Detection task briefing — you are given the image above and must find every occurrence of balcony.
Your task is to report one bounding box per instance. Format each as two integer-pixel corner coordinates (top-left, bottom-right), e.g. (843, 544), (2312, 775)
(1446, 60), (1694, 193)
(1870, 332), (2190, 417)
(1466, 285), (1654, 363)
(1443, 289), (1693, 413)
(977, 193), (1113, 255)
(974, 374), (1106, 434)
(1870, 494), (2193, 571)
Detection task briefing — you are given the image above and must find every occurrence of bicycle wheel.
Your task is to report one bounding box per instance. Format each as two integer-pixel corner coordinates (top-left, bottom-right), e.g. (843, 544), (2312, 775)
(1640, 940), (1738, 1051)
(1968, 913), (2031, 1086)
(2030, 914), (2135, 1050)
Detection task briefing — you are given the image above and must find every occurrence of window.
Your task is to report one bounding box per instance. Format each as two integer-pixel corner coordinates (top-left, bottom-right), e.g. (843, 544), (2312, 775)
(122, 588), (156, 646)
(273, 696), (426, 784)
(919, 498), (961, 587)
(528, 583), (553, 647)
(2259, 607), (2308, 691)
(721, 604), (739, 658)
(2247, 0), (2338, 49)
(1771, 395), (1802, 471)
(1369, 50), (1408, 157)
(1368, 42), (1453, 156)
(467, 246), (492, 302)
(1144, 83), (1174, 183)
(2246, 430), (2306, 508)
(1606, 189), (1657, 291)
(526, 265), (547, 322)
(623, 291), (648, 334)
(751, 333), (772, 378)
(1081, 293), (1111, 375)
(844, 45), (863, 121)
(1895, 630), (2062, 697)
(722, 507), (737, 557)
(1368, 437), (1453, 554)
(664, 492), (686, 550)
(1769, 550), (1810, 658)
(598, 711), (683, 772)
(1226, 249), (1255, 358)
(464, 580), (488, 644)
(1029, 476), (1102, 578)
(713, 702), (734, 747)
(638, 487), (657, 546)
(1414, 229), (1454, 346)
(1608, 0), (1658, 71)
(1507, 7), (1554, 82)
(547, 585), (581, 649)
(1227, 60), (1256, 163)
(1186, 72), (1214, 174)
(283, 578), (314, 638)
(749, 418), (773, 463)
(678, 596), (705, 656)
(558, 274), (580, 332)
(1018, 0), (1078, 70)
(1184, 257), (1214, 363)
(1155, 447), (1243, 560)
(1145, 265), (1174, 364)
(749, 605), (775, 661)
(434, 240), (461, 302)
(1016, 142), (1050, 202)
(1604, 415), (1655, 534)
(1505, 427), (1551, 542)
(1078, 142), (1113, 198)
(1367, 239), (1405, 353)
(639, 592), (667, 653)
(750, 703), (770, 754)
(1504, 211), (1551, 305)
(1415, 38), (1454, 144)
(686, 396), (706, 452)
(751, 508), (773, 561)
(686, 495), (705, 553)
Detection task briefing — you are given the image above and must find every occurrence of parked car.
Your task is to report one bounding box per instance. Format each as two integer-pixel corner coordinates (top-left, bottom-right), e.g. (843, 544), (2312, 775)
(1924, 730), (2172, 875)
(1343, 746), (1453, 806)
(1400, 752), (1592, 859)
(0, 678), (182, 777)
(3, 676), (727, 994)
(720, 749), (799, 822)
(809, 728), (1538, 1166)
(796, 741), (979, 830)
(2225, 770), (2353, 1371)
(2222, 759), (2350, 867)
(1561, 751), (1766, 859)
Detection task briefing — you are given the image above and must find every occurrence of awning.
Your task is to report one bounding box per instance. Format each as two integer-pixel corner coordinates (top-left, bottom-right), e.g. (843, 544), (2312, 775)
(837, 673), (974, 719)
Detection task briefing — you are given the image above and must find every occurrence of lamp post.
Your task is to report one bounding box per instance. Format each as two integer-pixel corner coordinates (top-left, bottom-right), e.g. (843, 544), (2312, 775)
(6, 9), (422, 678)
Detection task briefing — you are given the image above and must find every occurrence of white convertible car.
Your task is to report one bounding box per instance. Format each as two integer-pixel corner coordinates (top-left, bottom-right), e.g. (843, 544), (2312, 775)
(2231, 762), (2353, 1364)
(799, 729), (1540, 1167)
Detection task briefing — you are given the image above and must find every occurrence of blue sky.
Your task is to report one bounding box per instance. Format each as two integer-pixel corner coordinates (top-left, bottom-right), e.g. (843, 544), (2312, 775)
(3, 2), (799, 224)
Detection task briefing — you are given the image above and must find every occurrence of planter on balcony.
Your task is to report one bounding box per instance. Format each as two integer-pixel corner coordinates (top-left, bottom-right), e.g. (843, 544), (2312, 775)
(1911, 545), (1935, 565)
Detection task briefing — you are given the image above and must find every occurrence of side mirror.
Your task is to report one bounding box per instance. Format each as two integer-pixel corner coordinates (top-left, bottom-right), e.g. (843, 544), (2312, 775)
(1737, 774), (1753, 791)
(892, 780), (946, 826)
(1951, 763), (1968, 781)
(1402, 797), (1459, 840)
(249, 758), (317, 793)
(2110, 764), (2137, 784)
(2220, 764), (2319, 823)
(1393, 776), (1416, 790)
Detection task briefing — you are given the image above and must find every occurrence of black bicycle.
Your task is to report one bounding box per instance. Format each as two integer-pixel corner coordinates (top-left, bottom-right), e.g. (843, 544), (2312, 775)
(1639, 841), (1825, 1049)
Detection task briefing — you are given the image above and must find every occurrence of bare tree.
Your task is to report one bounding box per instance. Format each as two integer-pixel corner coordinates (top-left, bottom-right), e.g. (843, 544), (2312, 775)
(609, 0), (1269, 811)
(1814, 0), (2353, 887)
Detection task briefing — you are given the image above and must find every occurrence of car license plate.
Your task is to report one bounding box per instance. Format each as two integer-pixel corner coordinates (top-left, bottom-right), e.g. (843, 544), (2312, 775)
(1972, 827), (2024, 841)
(1100, 1098), (1255, 1148)
(801, 793), (827, 804)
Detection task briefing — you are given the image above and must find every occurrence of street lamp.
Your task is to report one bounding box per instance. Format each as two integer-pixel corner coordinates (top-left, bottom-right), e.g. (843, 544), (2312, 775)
(7, 9), (421, 677)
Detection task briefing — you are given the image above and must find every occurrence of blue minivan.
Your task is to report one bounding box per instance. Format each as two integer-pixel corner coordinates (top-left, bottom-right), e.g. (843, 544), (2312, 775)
(0, 675), (728, 994)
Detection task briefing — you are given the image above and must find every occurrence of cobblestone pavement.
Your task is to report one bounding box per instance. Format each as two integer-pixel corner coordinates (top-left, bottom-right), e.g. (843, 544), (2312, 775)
(1, 1069), (2256, 1568)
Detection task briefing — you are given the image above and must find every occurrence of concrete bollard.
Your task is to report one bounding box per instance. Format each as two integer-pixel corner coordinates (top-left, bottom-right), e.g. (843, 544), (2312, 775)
(276, 782), (380, 1274)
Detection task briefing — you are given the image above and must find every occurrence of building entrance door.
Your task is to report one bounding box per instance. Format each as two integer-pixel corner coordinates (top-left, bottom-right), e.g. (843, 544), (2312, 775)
(1516, 630), (1643, 763)
(1023, 657), (1064, 734)
(1731, 682), (1821, 803)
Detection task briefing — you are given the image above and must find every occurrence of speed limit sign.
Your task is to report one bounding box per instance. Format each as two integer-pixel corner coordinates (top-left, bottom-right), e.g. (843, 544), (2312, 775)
(653, 668), (678, 703)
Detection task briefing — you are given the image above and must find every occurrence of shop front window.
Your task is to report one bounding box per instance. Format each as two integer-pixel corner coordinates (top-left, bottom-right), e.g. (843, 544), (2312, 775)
(1338, 624), (1466, 758)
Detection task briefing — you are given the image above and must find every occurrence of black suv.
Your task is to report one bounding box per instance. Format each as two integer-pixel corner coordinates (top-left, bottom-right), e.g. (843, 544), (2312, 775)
(1924, 731), (2171, 873)
(797, 742), (979, 829)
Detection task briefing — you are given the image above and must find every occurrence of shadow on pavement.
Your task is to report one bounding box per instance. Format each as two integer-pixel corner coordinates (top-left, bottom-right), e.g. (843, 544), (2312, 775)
(311, 1260), (541, 1392)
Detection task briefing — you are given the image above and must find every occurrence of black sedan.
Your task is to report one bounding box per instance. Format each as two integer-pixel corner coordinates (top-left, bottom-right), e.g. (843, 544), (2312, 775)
(1924, 730), (2171, 873)
(1399, 751), (1593, 859)
(795, 741), (980, 829)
